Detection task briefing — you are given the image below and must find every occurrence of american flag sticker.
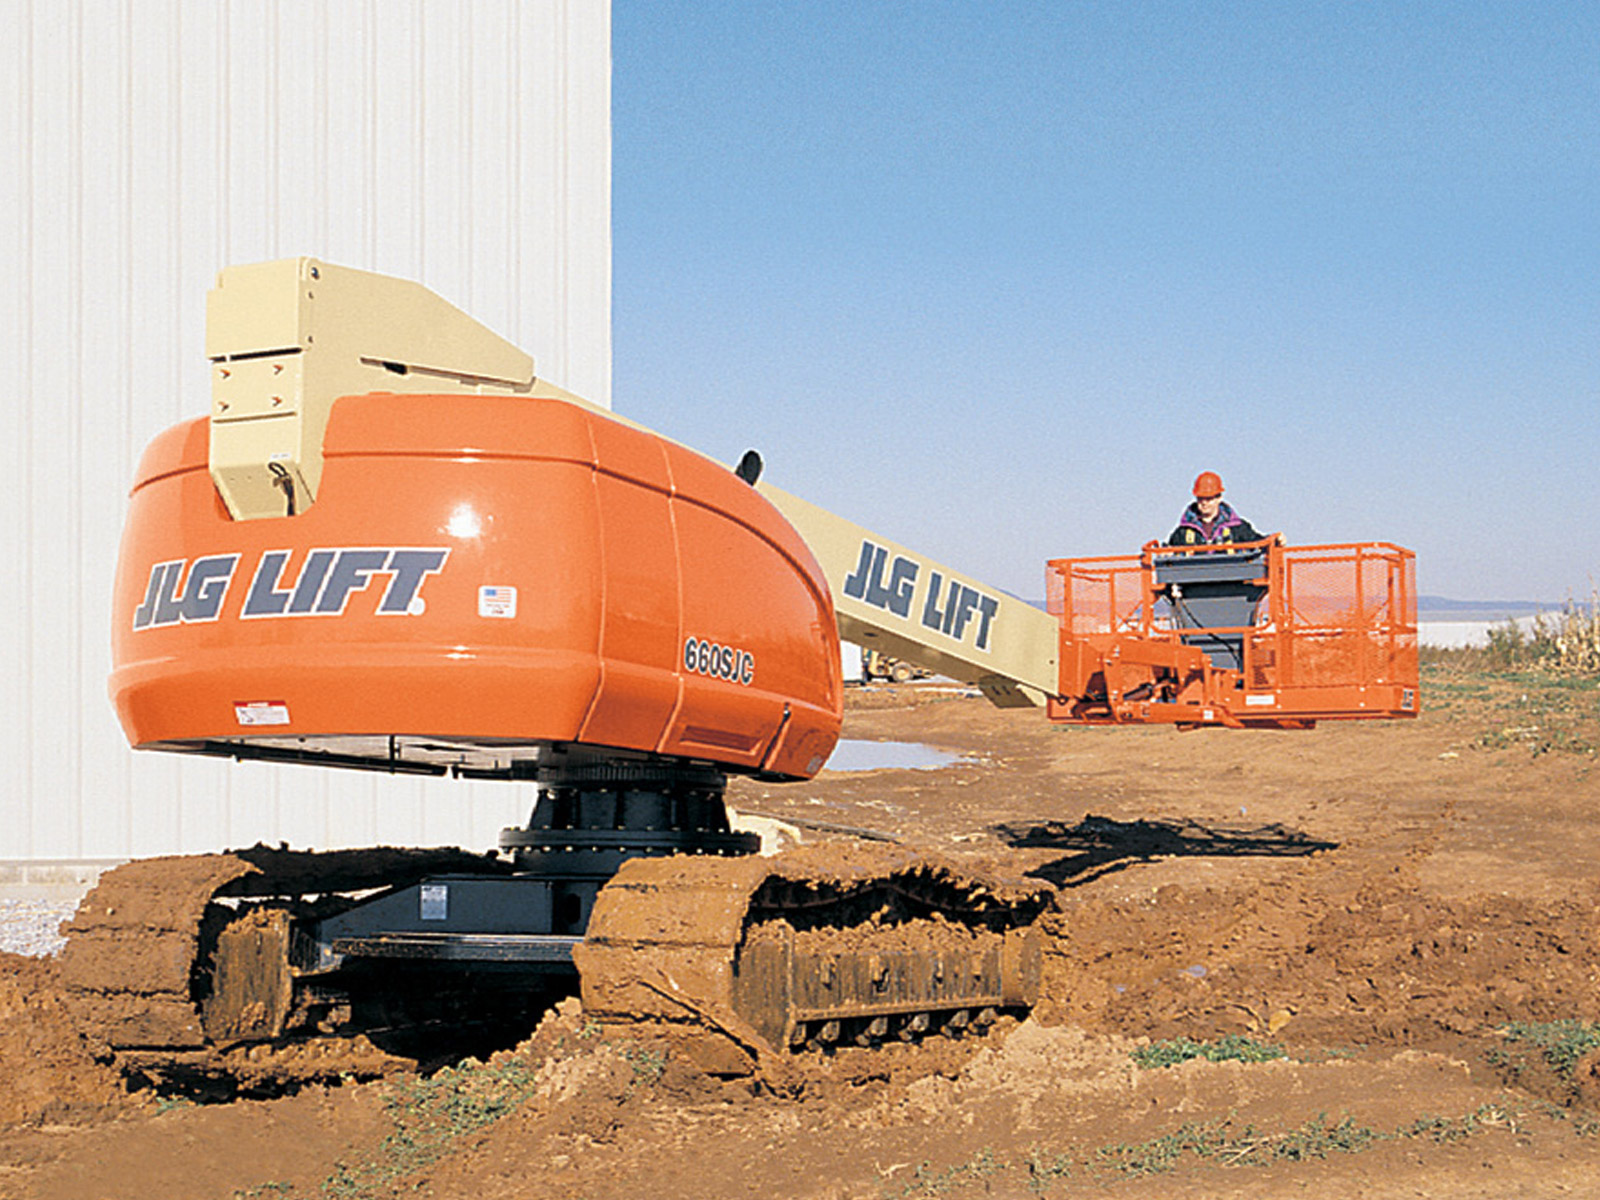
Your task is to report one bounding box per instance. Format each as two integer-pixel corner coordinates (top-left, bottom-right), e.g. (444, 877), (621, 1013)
(478, 585), (518, 619)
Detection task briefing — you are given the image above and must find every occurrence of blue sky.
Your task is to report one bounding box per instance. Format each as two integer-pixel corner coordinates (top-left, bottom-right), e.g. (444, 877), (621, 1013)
(612, 2), (1599, 602)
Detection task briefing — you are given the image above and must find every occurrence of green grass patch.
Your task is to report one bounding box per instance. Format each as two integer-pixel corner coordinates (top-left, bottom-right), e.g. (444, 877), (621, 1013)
(1496, 671), (1600, 692)
(1130, 1035), (1286, 1070)
(1093, 1113), (1379, 1176)
(1475, 726), (1597, 756)
(879, 1102), (1544, 1197)
(1418, 661), (1600, 758)
(1498, 1020), (1600, 1080)
(321, 1056), (549, 1199)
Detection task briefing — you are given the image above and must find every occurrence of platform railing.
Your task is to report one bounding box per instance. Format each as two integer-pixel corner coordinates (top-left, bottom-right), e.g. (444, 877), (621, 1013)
(1046, 540), (1417, 728)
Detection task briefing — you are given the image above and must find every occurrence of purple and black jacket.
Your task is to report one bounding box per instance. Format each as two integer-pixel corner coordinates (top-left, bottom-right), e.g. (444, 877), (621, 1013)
(1168, 501), (1261, 547)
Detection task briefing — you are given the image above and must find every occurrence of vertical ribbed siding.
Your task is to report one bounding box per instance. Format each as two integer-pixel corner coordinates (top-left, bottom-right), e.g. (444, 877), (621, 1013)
(2, 0), (611, 861)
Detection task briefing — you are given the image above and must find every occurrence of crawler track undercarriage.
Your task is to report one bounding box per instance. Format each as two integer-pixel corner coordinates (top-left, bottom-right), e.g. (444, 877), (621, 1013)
(577, 844), (1053, 1074)
(59, 846), (542, 1091)
(61, 831), (1053, 1090)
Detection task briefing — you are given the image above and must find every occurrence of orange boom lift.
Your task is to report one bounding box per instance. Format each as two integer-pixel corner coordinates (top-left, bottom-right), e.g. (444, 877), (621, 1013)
(63, 259), (1416, 1086)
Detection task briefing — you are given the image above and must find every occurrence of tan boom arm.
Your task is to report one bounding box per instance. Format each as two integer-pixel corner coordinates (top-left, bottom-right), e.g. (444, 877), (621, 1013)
(758, 486), (1058, 707)
(207, 257), (588, 520)
(202, 258), (1058, 706)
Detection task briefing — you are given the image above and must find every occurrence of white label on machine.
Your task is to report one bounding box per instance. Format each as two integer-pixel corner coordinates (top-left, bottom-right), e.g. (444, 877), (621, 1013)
(1244, 693), (1277, 707)
(478, 585), (518, 619)
(420, 883), (449, 921)
(234, 700), (291, 726)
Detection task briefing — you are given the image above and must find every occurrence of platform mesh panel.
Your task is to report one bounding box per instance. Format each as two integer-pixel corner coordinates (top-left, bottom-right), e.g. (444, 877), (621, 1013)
(1278, 546), (1416, 691)
(1047, 558), (1145, 637)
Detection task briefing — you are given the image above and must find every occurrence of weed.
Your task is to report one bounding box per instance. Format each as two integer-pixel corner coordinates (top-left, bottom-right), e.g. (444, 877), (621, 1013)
(232, 1185), (294, 1200)
(883, 1148), (1005, 1198)
(1420, 648), (1493, 674)
(1475, 725), (1595, 756)
(1517, 1093), (1598, 1136)
(1499, 1020), (1600, 1080)
(1484, 599), (1600, 675)
(621, 1044), (667, 1088)
(321, 1161), (368, 1199)
(1498, 670), (1600, 693)
(1022, 1145), (1072, 1193)
(1131, 1034), (1286, 1070)
(1268, 1114), (1379, 1161)
(1400, 1103), (1518, 1144)
(1430, 662), (1600, 758)
(400, 1058), (543, 1138)
(1399, 1114), (1477, 1144)
(1297, 1043), (1366, 1062)
(319, 1056), (546, 1198)
(1093, 1122), (1215, 1175)
(883, 1101), (1533, 1196)
(1096, 1112), (1382, 1176)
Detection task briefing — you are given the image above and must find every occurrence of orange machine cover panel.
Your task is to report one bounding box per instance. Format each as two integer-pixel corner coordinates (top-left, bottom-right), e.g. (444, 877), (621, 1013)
(111, 393), (842, 781)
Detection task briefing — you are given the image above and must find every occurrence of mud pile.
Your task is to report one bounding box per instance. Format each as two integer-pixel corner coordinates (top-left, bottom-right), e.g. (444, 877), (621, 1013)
(0, 953), (125, 1126)
(1042, 872), (1600, 1049)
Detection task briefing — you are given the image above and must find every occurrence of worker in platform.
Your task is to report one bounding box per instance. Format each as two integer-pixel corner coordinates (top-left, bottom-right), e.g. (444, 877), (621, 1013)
(1169, 472), (1262, 546)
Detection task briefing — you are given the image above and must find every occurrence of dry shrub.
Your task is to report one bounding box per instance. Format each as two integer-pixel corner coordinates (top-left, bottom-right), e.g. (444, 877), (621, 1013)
(1487, 592), (1600, 675)
(1547, 593), (1600, 673)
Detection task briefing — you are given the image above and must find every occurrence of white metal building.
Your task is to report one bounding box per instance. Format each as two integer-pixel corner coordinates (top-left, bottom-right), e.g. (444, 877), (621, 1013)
(2, 1), (612, 874)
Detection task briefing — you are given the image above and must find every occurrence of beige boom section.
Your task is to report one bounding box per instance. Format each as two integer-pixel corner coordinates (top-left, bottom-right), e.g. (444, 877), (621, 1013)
(204, 257), (1060, 703)
(758, 486), (1060, 708)
(206, 257), (589, 521)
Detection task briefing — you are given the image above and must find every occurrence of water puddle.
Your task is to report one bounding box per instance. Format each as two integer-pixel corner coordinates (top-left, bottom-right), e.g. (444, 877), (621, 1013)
(823, 739), (965, 772)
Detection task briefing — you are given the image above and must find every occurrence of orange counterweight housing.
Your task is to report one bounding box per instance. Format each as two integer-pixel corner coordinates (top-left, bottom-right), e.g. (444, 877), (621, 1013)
(1046, 539), (1418, 730)
(110, 392), (843, 781)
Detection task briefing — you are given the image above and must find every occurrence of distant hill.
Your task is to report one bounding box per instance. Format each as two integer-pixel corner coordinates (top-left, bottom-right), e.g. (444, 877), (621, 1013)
(1017, 595), (1565, 622)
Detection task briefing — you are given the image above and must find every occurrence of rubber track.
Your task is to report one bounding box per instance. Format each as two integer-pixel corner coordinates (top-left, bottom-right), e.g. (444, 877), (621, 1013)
(574, 843), (1055, 1071)
(59, 845), (508, 1057)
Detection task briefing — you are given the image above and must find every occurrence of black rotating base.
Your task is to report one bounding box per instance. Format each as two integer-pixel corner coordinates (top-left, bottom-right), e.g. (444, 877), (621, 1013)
(309, 756), (763, 975)
(498, 759), (760, 934)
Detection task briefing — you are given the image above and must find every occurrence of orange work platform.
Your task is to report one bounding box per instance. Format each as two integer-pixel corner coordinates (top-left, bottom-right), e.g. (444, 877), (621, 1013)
(1046, 539), (1417, 730)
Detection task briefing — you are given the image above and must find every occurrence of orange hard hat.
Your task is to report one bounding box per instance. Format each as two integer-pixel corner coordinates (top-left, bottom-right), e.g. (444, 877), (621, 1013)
(1192, 471), (1224, 498)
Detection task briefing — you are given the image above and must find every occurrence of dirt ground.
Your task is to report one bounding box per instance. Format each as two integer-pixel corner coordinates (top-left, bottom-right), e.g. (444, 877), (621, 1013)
(5, 665), (1600, 1200)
